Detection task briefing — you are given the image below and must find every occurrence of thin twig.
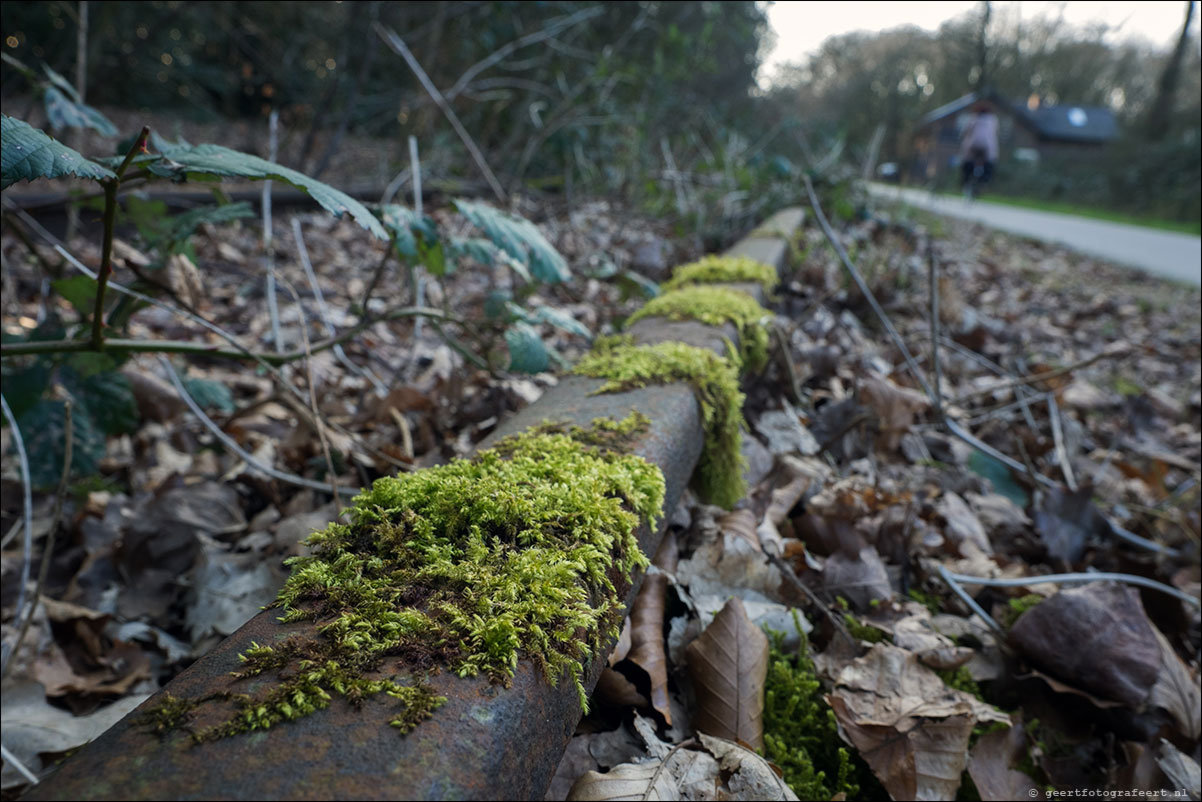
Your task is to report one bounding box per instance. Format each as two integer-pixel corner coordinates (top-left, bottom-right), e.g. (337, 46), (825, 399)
(804, 174), (934, 400)
(0, 394), (33, 628)
(158, 356), (360, 498)
(291, 218), (388, 395)
(410, 135), (427, 344)
(376, 23), (508, 204)
(952, 346), (1129, 406)
(263, 109), (284, 355)
(0, 743), (39, 786)
(1046, 395), (1077, 490)
(3, 201), (410, 475)
(278, 278), (344, 513)
(2, 401), (72, 681)
(808, 180), (1178, 559)
(927, 237), (944, 421)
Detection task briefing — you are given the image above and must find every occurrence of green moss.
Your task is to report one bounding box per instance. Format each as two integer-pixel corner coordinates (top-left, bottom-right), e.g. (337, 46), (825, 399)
(626, 285), (772, 372)
(762, 614), (880, 800)
(154, 415), (665, 742)
(938, 665), (983, 700)
(843, 613), (888, 644)
(661, 255), (779, 295)
(1000, 594), (1044, 630)
(907, 588), (942, 615)
(136, 694), (201, 738)
(573, 337), (746, 508)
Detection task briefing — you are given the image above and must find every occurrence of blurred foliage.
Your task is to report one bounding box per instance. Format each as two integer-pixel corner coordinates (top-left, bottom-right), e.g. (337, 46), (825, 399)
(2, 1), (1197, 226)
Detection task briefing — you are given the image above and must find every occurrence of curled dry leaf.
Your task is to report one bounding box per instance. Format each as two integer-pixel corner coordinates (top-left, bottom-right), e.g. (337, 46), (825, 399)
(566, 760), (680, 802)
(1007, 582), (1161, 708)
(626, 534), (679, 725)
(822, 545), (892, 610)
(697, 733), (800, 801)
(685, 596), (769, 750)
(858, 375), (930, 451)
(1147, 627), (1201, 741)
(595, 667), (650, 710)
(829, 644), (1008, 801)
(967, 718), (1042, 801)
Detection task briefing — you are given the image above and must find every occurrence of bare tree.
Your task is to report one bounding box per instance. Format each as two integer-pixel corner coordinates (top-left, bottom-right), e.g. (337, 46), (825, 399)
(1145, 0), (1197, 140)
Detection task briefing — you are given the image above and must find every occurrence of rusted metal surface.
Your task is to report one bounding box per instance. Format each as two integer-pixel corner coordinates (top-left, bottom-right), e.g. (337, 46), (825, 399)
(24, 207), (804, 802)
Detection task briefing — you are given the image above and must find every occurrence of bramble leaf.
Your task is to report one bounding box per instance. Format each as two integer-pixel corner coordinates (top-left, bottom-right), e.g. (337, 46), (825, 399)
(454, 199), (569, 283)
(1, 115), (116, 189)
(504, 322), (549, 373)
(148, 134), (387, 240)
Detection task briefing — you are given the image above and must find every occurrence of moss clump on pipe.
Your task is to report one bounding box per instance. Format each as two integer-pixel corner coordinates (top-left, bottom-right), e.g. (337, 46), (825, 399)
(147, 414), (665, 742)
(662, 255), (779, 295)
(626, 285), (772, 371)
(573, 336), (747, 509)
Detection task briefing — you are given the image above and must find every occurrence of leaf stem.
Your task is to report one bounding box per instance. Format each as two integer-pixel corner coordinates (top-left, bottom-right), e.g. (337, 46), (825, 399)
(89, 126), (150, 350)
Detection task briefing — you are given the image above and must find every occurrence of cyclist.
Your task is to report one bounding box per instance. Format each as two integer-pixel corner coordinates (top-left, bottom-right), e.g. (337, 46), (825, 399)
(959, 101), (999, 198)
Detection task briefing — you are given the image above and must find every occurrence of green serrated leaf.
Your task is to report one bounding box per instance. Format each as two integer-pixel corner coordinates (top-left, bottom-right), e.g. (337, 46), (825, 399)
(419, 239), (448, 277)
(1, 115), (116, 189)
(166, 201), (254, 250)
(64, 351), (119, 378)
(148, 135), (387, 240)
(0, 361), (51, 421)
(504, 322), (549, 374)
(183, 378), (235, 413)
(51, 275), (99, 316)
(379, 204), (438, 259)
(483, 290), (512, 320)
(62, 368), (139, 435)
(454, 199), (569, 284)
(42, 86), (119, 137)
(449, 237), (498, 267)
(40, 63), (80, 101)
(528, 305), (590, 338)
(17, 398), (106, 489)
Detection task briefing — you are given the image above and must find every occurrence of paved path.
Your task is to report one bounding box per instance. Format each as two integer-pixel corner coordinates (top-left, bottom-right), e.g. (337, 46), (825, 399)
(866, 183), (1201, 286)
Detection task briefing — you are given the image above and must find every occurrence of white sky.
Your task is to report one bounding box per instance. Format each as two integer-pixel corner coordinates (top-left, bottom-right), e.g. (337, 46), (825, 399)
(760, 1), (1200, 85)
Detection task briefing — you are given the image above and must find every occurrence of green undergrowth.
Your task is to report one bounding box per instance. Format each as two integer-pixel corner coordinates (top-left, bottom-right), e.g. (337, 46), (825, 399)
(999, 594), (1044, 630)
(573, 336), (746, 508)
(762, 616), (881, 800)
(625, 285), (772, 372)
(661, 255), (779, 295)
(140, 414), (665, 743)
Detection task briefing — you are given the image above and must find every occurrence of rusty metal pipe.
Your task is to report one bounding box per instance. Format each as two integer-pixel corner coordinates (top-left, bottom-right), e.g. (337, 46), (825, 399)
(24, 208), (804, 802)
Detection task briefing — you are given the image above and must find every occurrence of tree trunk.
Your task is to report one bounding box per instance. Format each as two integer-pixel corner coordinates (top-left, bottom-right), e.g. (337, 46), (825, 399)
(1144, 0), (1196, 142)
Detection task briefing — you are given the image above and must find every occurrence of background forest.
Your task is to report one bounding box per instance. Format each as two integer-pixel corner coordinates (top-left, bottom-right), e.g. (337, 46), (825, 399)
(2, 0), (1199, 228)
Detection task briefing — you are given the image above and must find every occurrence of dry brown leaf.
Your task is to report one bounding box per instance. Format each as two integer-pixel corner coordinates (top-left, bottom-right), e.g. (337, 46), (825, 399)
(858, 375), (930, 451)
(829, 644), (1008, 800)
(627, 534), (678, 725)
(967, 719), (1042, 801)
(830, 697), (975, 802)
(718, 508), (759, 550)
(609, 619), (633, 667)
(1147, 627), (1201, 740)
(594, 667), (650, 710)
(566, 760), (680, 801)
(685, 596), (769, 750)
(822, 545), (892, 610)
(1007, 582), (1161, 708)
(697, 733), (800, 801)
(1155, 739), (1201, 801)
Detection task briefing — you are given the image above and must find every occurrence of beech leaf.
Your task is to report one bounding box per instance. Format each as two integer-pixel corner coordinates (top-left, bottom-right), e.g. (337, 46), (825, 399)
(685, 596), (769, 750)
(626, 534), (678, 724)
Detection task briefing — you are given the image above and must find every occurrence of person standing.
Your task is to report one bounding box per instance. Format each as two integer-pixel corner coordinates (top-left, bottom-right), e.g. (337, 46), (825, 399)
(960, 101), (999, 196)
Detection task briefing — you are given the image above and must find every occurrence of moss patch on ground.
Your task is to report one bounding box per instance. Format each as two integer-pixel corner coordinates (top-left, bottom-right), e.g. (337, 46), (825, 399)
(662, 255), (779, 294)
(146, 414), (665, 742)
(763, 620), (880, 800)
(626, 285), (772, 372)
(573, 336), (747, 509)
